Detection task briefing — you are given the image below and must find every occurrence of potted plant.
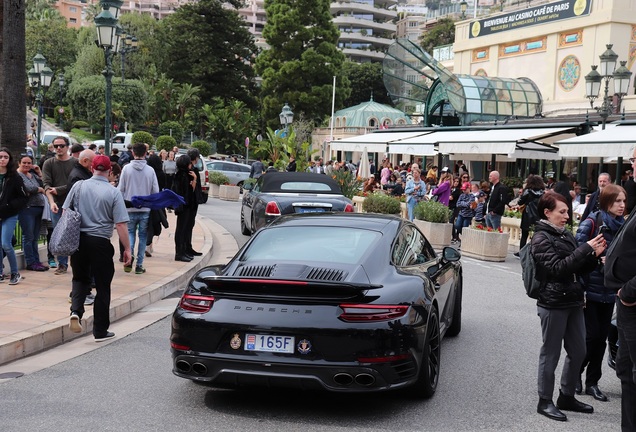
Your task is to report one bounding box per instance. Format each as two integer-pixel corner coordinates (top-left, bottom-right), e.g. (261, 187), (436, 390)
(209, 171), (230, 198)
(219, 183), (240, 201)
(413, 200), (452, 248)
(460, 224), (510, 262)
(361, 192), (401, 215)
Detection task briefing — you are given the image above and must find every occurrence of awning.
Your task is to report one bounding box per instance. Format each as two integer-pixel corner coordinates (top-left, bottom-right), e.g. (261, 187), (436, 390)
(387, 133), (437, 155)
(556, 124), (636, 158)
(330, 131), (430, 153)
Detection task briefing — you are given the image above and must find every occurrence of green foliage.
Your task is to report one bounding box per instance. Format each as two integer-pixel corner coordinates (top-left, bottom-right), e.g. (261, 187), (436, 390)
(156, 135), (177, 152)
(342, 62), (391, 107)
(26, 19), (77, 76)
(501, 177), (524, 189)
(72, 120), (89, 129)
(362, 193), (402, 215)
(209, 171), (230, 185)
(419, 17), (455, 54)
(158, 121), (184, 143)
(331, 169), (363, 199)
(71, 129), (101, 143)
(255, 0), (349, 128)
(132, 131), (155, 146)
(504, 209), (522, 219)
(201, 99), (258, 155)
(414, 200), (451, 223)
(157, 0), (258, 107)
(191, 140), (211, 157)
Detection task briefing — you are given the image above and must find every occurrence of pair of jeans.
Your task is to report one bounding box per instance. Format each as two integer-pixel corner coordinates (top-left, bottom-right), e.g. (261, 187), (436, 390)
(0, 215), (19, 275)
(70, 234), (115, 337)
(50, 210), (68, 267)
(407, 199), (417, 221)
(18, 206), (43, 266)
(454, 214), (472, 238)
(128, 211), (150, 268)
(486, 213), (502, 230)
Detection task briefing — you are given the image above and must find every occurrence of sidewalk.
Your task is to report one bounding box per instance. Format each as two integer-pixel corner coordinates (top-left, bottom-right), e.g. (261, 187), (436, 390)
(0, 212), (216, 366)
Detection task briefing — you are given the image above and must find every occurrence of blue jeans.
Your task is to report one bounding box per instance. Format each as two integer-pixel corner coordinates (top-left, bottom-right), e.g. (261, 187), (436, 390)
(19, 206), (43, 266)
(1, 215), (19, 275)
(486, 213), (502, 230)
(50, 210), (68, 267)
(407, 199), (417, 221)
(128, 212), (150, 268)
(454, 214), (472, 237)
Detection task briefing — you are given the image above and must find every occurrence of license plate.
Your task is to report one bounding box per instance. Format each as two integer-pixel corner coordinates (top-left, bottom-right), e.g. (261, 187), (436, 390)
(297, 207), (325, 213)
(245, 334), (295, 353)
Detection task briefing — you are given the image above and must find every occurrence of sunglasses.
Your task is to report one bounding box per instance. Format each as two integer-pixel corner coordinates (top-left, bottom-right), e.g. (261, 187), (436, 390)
(53, 144), (67, 148)
(630, 158), (636, 164)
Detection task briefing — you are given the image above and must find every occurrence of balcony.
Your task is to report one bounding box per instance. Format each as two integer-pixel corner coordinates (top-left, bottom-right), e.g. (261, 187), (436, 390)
(331, 2), (397, 21)
(333, 16), (396, 33)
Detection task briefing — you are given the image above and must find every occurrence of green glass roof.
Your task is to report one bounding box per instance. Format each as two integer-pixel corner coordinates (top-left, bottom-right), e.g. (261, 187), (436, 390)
(333, 97), (411, 128)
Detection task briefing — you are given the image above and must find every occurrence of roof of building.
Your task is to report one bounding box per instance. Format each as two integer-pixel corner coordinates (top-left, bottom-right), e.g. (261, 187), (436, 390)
(333, 96), (410, 127)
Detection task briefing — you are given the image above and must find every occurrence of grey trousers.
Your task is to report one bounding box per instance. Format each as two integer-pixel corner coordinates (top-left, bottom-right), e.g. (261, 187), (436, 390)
(537, 305), (586, 400)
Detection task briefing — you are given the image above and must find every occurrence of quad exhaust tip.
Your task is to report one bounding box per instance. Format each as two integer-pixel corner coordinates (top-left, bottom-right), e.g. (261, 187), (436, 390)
(333, 373), (354, 386)
(175, 360), (191, 373)
(354, 373), (375, 386)
(192, 362), (208, 375)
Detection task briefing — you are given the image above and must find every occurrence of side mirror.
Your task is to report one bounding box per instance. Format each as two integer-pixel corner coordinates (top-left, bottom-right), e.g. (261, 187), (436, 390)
(243, 182), (254, 191)
(442, 246), (461, 262)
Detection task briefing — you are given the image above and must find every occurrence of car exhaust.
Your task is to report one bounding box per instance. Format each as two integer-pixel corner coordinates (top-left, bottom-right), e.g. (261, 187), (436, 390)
(175, 360), (192, 373)
(333, 373), (354, 386)
(192, 362), (208, 375)
(355, 373), (376, 386)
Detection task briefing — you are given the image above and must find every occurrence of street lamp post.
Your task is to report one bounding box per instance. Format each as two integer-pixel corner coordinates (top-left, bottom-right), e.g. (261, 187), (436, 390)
(460, 1), (468, 19)
(28, 54), (53, 159)
(500, 0), (505, 12)
(118, 29), (138, 80)
(279, 103), (294, 134)
(585, 44), (633, 185)
(95, 0), (122, 156)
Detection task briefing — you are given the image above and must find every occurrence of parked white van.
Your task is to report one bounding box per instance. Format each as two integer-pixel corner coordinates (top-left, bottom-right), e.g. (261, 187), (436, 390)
(111, 133), (133, 151)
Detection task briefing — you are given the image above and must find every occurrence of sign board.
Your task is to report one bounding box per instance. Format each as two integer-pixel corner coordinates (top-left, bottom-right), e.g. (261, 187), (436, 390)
(469, 0), (592, 39)
(245, 137), (250, 148)
(58, 107), (64, 114)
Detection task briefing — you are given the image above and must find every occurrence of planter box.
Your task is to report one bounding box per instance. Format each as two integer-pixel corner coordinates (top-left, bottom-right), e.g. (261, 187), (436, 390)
(460, 227), (510, 262)
(413, 219), (452, 249)
(210, 184), (220, 198)
(219, 185), (240, 201)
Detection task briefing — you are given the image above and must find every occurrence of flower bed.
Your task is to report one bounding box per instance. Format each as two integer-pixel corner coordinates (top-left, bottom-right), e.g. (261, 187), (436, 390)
(460, 226), (510, 262)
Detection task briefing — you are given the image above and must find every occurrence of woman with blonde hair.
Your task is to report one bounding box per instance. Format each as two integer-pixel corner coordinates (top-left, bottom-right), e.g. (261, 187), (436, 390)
(431, 172), (452, 206)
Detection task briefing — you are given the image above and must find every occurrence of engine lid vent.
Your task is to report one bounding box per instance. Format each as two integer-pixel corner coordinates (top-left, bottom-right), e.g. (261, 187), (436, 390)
(305, 267), (347, 282)
(236, 265), (275, 278)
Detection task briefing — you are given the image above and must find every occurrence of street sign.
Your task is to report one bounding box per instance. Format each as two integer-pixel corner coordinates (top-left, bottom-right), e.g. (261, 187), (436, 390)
(245, 137), (250, 148)
(58, 107), (64, 114)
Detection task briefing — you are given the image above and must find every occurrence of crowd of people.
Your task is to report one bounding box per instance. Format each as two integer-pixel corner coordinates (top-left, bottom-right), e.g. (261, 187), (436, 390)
(3, 136), (204, 342)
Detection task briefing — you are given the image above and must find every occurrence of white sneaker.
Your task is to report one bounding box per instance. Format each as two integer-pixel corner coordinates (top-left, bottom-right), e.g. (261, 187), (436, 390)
(8, 273), (21, 285)
(69, 313), (82, 333)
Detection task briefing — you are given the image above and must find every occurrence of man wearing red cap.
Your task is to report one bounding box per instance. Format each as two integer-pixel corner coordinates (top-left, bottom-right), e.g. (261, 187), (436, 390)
(65, 155), (132, 342)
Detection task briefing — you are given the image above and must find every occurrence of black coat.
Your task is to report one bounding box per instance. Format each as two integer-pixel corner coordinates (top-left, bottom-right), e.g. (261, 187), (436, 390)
(486, 182), (508, 216)
(171, 168), (196, 213)
(531, 221), (597, 309)
(0, 173), (28, 219)
(517, 188), (544, 230)
(605, 212), (636, 304)
(581, 189), (600, 222)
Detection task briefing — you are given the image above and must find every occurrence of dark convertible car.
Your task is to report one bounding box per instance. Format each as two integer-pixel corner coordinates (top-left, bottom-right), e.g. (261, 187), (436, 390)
(240, 171), (354, 235)
(171, 213), (463, 397)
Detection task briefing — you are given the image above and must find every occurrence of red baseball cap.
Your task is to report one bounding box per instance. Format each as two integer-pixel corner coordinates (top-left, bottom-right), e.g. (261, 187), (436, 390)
(92, 155), (112, 171)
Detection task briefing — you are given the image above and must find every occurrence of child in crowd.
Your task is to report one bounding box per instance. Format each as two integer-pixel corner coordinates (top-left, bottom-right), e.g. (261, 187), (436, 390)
(473, 191), (487, 225)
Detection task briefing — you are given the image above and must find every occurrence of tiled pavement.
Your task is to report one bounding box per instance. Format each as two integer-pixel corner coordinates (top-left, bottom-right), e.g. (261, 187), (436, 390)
(0, 212), (218, 366)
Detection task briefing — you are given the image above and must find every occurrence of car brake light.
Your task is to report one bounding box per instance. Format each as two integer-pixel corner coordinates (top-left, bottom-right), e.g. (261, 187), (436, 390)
(344, 203), (354, 212)
(265, 201), (281, 216)
(205, 170), (209, 183)
(179, 294), (215, 313)
(171, 342), (191, 351)
(339, 304), (409, 322)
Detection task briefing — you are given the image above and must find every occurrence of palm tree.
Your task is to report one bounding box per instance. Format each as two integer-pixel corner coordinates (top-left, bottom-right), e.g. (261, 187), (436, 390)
(175, 83), (201, 123)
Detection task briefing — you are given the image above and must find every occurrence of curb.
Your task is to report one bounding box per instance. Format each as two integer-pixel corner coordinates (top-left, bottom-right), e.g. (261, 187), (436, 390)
(0, 216), (217, 366)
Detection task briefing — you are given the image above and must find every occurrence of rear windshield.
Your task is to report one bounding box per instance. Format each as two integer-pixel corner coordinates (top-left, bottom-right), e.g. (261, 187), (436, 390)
(279, 182), (333, 192)
(242, 226), (380, 265)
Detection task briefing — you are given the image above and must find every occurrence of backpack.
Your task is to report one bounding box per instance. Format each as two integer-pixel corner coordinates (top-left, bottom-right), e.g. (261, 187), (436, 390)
(519, 244), (542, 299)
(519, 234), (554, 299)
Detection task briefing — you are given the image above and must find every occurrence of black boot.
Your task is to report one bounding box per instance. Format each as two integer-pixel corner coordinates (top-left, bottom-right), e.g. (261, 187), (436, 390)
(556, 390), (594, 413)
(537, 398), (567, 422)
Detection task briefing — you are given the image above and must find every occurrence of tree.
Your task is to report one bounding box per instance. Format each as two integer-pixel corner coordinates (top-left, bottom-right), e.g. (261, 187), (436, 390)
(342, 62), (392, 107)
(201, 98), (258, 155)
(26, 18), (77, 76)
(419, 18), (456, 55)
(1, 0), (27, 156)
(157, 0), (258, 108)
(255, 0), (350, 129)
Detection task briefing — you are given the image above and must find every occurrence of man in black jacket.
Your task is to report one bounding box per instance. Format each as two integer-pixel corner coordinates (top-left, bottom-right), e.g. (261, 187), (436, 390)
(605, 152), (636, 432)
(581, 173), (611, 222)
(485, 170), (509, 230)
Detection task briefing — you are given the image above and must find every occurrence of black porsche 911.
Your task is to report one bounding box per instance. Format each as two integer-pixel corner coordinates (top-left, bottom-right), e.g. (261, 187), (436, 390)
(171, 213), (463, 397)
(240, 171), (354, 235)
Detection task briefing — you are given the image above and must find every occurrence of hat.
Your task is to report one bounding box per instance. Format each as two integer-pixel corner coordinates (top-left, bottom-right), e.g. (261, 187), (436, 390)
(461, 181), (471, 190)
(478, 191), (487, 198)
(92, 155), (111, 171)
(441, 166), (449, 173)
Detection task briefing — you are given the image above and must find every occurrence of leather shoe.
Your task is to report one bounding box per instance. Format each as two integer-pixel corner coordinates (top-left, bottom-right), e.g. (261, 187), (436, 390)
(188, 249), (203, 256)
(175, 255), (193, 262)
(585, 385), (608, 402)
(537, 399), (567, 422)
(575, 377), (582, 395)
(184, 253), (194, 260)
(556, 390), (594, 413)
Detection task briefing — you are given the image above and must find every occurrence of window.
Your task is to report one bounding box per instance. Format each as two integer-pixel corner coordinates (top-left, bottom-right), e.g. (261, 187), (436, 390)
(69, 6), (77, 12)
(392, 226), (435, 267)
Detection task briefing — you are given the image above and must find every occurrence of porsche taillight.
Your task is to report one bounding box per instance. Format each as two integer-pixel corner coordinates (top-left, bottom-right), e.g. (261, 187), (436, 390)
(338, 304), (409, 322)
(179, 294), (215, 313)
(344, 203), (354, 212)
(265, 201), (281, 216)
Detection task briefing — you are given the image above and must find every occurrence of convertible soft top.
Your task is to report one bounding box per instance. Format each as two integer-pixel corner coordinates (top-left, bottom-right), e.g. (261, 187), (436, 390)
(258, 172), (342, 194)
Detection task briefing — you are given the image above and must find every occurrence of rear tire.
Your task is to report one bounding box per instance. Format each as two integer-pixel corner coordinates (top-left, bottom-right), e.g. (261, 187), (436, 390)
(240, 210), (251, 236)
(446, 277), (462, 337)
(200, 193), (209, 204)
(409, 308), (441, 399)
(238, 181), (244, 194)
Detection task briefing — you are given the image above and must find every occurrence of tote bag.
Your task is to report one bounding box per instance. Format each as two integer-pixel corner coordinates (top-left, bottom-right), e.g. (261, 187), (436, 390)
(49, 181), (83, 256)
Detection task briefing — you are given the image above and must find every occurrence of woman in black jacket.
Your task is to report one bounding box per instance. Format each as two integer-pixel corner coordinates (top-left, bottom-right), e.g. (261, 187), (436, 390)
(531, 191), (606, 422)
(574, 184), (626, 401)
(0, 148), (29, 284)
(171, 155), (197, 262)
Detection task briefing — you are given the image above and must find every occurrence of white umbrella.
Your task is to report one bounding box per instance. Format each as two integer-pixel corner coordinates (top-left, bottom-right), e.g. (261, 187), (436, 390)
(357, 147), (371, 179)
